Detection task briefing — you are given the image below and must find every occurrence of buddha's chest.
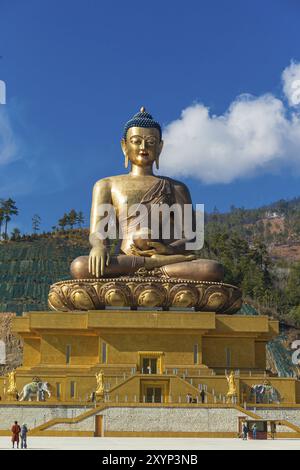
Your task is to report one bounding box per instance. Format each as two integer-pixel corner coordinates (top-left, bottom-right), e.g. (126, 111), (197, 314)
(111, 177), (163, 207)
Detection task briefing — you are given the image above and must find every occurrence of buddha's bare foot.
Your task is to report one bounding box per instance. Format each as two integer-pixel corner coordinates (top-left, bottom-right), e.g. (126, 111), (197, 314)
(130, 241), (175, 257)
(145, 253), (197, 269)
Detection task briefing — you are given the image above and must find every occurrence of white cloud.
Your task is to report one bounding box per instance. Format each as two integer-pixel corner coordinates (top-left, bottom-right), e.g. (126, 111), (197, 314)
(160, 62), (300, 184)
(282, 60), (300, 107)
(0, 107), (18, 166)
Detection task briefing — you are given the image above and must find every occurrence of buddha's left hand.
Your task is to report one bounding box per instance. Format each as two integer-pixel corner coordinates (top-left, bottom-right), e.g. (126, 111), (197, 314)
(130, 241), (175, 257)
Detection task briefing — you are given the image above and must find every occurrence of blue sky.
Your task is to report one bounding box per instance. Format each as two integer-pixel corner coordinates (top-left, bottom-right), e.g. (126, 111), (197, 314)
(1, 0), (300, 233)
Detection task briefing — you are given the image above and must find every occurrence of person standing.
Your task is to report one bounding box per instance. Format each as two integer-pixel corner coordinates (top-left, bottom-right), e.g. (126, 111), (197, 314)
(11, 421), (21, 449)
(186, 393), (193, 403)
(252, 423), (257, 440)
(242, 421), (248, 440)
(270, 421), (276, 440)
(200, 389), (206, 404)
(20, 423), (28, 449)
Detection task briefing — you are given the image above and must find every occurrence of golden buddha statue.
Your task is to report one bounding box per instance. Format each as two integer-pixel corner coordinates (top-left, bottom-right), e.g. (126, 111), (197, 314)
(7, 370), (17, 394)
(71, 107), (224, 283)
(6, 370), (18, 400)
(226, 371), (237, 402)
(49, 107), (242, 312)
(95, 370), (104, 401)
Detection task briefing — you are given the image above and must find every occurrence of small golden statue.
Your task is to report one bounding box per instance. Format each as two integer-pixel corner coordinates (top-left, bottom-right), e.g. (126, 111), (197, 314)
(226, 371), (237, 403)
(95, 370), (104, 401)
(6, 370), (18, 400)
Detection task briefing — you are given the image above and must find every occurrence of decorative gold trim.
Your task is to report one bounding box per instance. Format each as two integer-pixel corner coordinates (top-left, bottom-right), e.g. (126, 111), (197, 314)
(48, 277), (242, 314)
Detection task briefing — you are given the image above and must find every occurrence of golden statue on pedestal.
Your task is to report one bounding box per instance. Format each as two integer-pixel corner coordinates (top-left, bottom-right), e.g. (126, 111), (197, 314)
(48, 107), (242, 312)
(95, 370), (104, 401)
(226, 371), (237, 403)
(6, 370), (18, 400)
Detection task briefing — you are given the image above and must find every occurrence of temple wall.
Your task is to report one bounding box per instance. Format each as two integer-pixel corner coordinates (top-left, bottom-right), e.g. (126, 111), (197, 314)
(0, 404), (88, 429)
(23, 337), (40, 366)
(254, 341), (267, 369)
(248, 407), (300, 427)
(101, 332), (201, 367)
(202, 337), (255, 369)
(2, 404), (300, 434)
(48, 407), (248, 433)
(296, 381), (300, 403)
(49, 407), (296, 433)
(102, 407), (244, 433)
(40, 334), (99, 365)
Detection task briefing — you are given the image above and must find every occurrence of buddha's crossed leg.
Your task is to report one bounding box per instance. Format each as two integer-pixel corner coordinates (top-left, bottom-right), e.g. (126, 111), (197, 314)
(71, 254), (224, 282)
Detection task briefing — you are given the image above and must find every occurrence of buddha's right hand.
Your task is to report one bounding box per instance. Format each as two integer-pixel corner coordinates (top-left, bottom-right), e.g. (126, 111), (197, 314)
(88, 246), (110, 277)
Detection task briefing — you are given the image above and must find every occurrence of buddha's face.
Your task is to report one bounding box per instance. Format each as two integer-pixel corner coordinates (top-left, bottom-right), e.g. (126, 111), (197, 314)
(121, 127), (163, 168)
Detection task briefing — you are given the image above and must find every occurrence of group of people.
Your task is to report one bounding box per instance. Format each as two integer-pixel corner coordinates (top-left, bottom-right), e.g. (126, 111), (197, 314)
(242, 421), (256, 440)
(186, 390), (206, 404)
(242, 421), (277, 440)
(11, 421), (28, 449)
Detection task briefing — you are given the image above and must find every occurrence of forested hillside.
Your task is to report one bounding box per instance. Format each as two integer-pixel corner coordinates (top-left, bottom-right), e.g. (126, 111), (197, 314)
(206, 196), (300, 245)
(0, 232), (89, 314)
(204, 197), (300, 328)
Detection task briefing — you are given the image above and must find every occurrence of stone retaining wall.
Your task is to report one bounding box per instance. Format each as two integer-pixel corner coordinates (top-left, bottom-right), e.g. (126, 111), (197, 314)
(248, 407), (300, 427)
(50, 407), (249, 432)
(0, 405), (89, 429)
(2, 405), (300, 434)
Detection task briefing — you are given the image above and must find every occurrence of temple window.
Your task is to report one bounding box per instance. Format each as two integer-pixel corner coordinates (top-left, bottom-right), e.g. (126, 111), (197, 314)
(66, 344), (71, 364)
(138, 352), (164, 374)
(194, 344), (198, 364)
(70, 381), (76, 398)
(102, 342), (107, 364)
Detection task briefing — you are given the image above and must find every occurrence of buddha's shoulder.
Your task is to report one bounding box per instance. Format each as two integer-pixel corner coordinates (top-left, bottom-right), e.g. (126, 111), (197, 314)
(93, 174), (128, 187)
(161, 176), (191, 193)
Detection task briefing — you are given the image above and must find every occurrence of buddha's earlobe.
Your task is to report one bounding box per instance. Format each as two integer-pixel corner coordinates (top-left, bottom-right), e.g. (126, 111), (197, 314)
(124, 154), (129, 169)
(155, 157), (159, 170)
(121, 138), (128, 168)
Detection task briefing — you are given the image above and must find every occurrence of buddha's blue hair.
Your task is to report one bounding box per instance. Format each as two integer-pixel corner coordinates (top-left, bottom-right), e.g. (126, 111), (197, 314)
(123, 108), (162, 140)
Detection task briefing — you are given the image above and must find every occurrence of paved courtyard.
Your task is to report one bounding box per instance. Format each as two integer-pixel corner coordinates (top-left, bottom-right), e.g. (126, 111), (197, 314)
(0, 437), (300, 450)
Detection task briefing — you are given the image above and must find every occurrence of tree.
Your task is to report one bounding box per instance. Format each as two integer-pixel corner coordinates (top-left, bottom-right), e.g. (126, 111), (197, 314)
(76, 211), (85, 228)
(32, 214), (41, 234)
(2, 199), (18, 240)
(286, 306), (300, 327)
(0, 201), (4, 241)
(58, 213), (68, 231)
(68, 209), (77, 229)
(286, 262), (300, 306)
(10, 228), (21, 241)
(57, 209), (85, 231)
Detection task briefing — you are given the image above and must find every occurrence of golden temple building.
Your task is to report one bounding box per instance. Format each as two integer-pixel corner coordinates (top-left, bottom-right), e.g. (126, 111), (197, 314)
(7, 309), (299, 405)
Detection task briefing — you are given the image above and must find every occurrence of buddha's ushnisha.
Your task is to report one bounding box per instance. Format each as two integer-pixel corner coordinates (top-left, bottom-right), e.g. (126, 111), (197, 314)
(71, 108), (224, 282)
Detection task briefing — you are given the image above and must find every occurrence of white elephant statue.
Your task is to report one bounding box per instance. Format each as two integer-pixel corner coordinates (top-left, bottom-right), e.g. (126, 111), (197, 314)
(19, 381), (51, 402)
